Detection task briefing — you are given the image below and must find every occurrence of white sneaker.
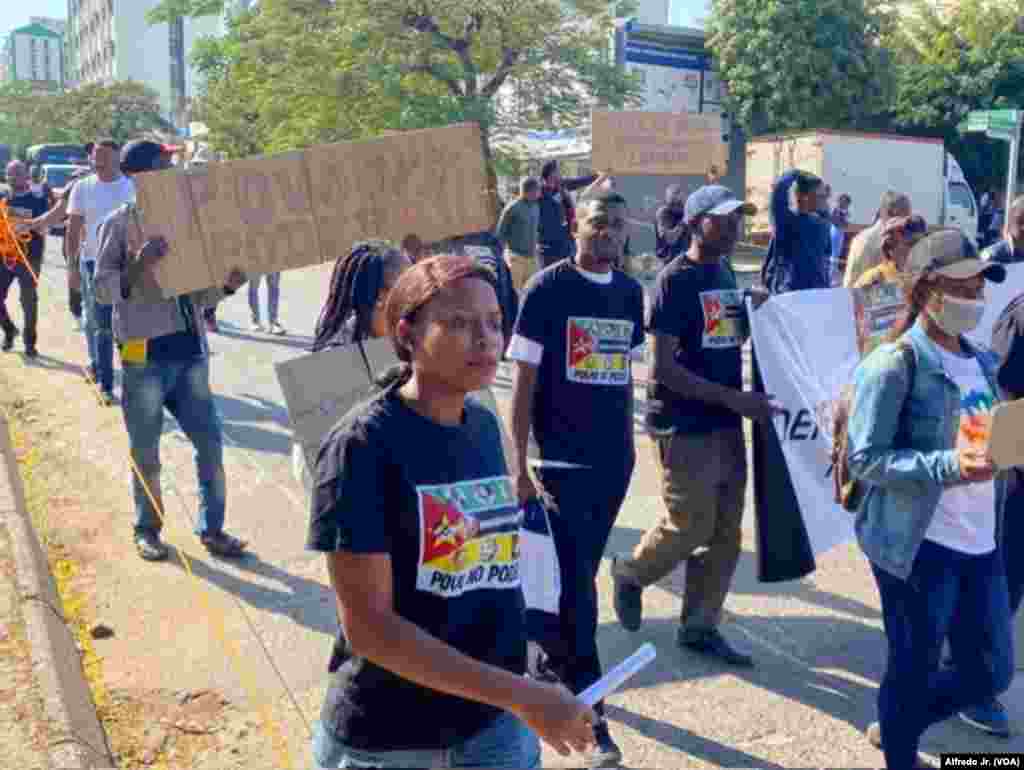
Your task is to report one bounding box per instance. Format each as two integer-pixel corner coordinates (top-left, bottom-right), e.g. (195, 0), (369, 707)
(269, 321), (286, 336)
(251, 320), (266, 333)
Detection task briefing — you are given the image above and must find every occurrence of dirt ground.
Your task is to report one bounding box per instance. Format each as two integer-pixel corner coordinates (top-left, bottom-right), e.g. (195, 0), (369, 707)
(0, 372), (284, 768)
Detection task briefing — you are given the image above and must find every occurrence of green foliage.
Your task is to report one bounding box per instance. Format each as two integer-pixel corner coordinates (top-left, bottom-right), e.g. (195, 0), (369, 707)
(158, 0), (642, 187)
(886, 0), (1024, 189)
(146, 0), (227, 25)
(706, 0), (892, 135)
(0, 81), (169, 158)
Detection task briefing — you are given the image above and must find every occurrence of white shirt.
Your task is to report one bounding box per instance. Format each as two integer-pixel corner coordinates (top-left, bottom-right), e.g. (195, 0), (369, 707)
(67, 174), (136, 263)
(923, 344), (997, 555)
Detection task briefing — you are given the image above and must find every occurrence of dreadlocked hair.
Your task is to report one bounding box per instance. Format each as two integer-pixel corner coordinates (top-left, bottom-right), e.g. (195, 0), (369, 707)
(311, 240), (404, 352)
(376, 254), (500, 390)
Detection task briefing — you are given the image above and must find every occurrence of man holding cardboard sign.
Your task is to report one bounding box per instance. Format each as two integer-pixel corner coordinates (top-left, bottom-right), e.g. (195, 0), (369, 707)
(95, 140), (250, 562)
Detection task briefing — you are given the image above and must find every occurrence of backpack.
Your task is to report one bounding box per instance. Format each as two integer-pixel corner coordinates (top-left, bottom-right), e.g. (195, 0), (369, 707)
(829, 340), (916, 512)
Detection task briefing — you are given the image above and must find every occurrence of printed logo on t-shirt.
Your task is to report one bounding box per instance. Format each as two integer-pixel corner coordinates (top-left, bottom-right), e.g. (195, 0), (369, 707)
(959, 387), (995, 450)
(700, 290), (745, 349)
(566, 317), (634, 386)
(416, 475), (521, 598)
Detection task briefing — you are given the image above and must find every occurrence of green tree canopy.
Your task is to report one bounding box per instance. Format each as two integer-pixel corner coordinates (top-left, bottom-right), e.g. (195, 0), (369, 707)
(154, 0), (642, 191)
(706, 0), (892, 135)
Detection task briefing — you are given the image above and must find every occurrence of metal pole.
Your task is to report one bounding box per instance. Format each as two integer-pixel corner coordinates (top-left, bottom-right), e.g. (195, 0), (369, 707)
(1006, 115), (1021, 211)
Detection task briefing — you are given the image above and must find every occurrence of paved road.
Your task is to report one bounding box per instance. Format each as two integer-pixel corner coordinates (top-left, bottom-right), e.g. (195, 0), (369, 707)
(9, 238), (1024, 768)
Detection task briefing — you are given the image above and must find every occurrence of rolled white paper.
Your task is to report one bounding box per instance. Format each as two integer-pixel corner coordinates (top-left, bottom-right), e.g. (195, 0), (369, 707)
(578, 643), (657, 707)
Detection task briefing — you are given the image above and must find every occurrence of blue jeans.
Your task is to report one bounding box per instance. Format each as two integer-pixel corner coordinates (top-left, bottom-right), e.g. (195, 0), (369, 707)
(81, 261), (114, 393)
(872, 540), (1013, 770)
(311, 711), (540, 769)
(248, 272), (280, 324)
(120, 357), (227, 538)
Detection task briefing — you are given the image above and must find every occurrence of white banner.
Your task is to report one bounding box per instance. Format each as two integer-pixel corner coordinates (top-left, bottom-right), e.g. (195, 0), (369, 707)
(749, 264), (1024, 557)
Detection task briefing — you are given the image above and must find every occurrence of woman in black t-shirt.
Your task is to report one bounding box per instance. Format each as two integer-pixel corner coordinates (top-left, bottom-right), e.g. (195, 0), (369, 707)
(308, 255), (596, 769)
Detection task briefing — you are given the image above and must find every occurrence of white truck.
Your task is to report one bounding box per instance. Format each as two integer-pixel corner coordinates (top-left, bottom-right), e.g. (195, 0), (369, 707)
(746, 130), (979, 242)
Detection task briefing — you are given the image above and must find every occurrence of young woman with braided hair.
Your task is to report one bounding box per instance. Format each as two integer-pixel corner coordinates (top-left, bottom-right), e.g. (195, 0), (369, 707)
(311, 239), (412, 353)
(291, 241), (411, 490)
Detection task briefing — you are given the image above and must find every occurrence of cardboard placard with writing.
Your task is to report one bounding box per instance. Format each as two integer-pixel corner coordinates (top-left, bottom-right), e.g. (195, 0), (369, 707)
(132, 171), (214, 300)
(191, 151), (322, 283)
(275, 338), (399, 472)
(306, 123), (492, 260)
(131, 123), (493, 299)
(591, 109), (727, 176)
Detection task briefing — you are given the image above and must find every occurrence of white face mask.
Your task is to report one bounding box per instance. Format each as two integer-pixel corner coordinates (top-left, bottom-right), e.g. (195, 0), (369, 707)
(927, 292), (985, 336)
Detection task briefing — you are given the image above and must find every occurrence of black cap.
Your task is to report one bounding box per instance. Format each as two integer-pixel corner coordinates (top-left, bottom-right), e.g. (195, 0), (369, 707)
(120, 140), (165, 174)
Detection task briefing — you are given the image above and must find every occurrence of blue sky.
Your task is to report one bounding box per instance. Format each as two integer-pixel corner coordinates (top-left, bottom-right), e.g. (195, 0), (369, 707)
(1, 0), (68, 37)
(672, 0), (708, 27)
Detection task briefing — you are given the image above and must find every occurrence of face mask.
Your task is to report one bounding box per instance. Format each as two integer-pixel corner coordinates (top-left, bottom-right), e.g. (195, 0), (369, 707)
(927, 292), (985, 336)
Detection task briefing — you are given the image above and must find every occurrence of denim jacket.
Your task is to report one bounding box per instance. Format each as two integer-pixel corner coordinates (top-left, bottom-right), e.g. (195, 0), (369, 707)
(848, 321), (1006, 580)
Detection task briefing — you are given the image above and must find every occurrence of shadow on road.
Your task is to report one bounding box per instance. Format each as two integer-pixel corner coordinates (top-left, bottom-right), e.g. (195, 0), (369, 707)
(168, 549), (337, 638)
(596, 614), (884, 754)
(21, 351), (87, 376)
(605, 529), (880, 624)
(213, 324), (316, 351)
(604, 702), (788, 770)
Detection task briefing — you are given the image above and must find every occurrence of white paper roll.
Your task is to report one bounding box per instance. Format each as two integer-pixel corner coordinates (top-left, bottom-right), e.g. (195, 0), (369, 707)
(578, 643), (657, 707)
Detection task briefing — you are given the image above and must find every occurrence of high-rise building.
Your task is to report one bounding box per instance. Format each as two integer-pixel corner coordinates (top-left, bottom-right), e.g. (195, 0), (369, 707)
(67, 0), (220, 126)
(2, 22), (65, 90)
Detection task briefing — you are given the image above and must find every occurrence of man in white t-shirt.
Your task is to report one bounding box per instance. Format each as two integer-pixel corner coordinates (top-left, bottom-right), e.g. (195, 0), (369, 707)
(67, 139), (136, 404)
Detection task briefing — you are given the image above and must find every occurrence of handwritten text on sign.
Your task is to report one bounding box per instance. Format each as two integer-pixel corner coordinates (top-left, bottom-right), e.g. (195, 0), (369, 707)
(591, 110), (727, 176)
(131, 123), (493, 299)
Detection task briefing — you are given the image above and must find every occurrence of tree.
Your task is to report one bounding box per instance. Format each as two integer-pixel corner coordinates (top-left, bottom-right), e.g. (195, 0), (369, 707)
(55, 82), (172, 144)
(886, 0), (1024, 189)
(150, 0), (642, 195)
(706, 0), (892, 135)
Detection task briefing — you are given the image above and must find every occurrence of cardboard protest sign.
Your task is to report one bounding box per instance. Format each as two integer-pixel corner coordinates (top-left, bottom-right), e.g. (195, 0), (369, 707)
(131, 123), (494, 299)
(591, 109), (727, 176)
(275, 338), (399, 473)
(306, 123), (493, 260)
(852, 279), (905, 358)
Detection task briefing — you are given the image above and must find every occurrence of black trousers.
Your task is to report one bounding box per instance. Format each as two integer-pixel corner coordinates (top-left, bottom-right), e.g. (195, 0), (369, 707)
(0, 256), (42, 348)
(530, 462), (632, 714)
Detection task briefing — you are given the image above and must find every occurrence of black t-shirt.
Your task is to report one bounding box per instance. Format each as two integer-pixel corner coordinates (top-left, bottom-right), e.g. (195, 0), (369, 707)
(307, 384), (525, 751)
(512, 260), (646, 469)
(2, 189), (50, 260)
(645, 255), (746, 434)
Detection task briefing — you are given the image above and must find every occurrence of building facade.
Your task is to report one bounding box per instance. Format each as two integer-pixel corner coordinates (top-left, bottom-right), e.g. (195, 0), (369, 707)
(2, 23), (65, 90)
(66, 0), (220, 125)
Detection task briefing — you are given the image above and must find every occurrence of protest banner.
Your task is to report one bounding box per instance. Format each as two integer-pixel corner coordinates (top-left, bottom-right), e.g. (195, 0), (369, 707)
(748, 266), (1024, 561)
(131, 123), (494, 299)
(591, 109), (727, 176)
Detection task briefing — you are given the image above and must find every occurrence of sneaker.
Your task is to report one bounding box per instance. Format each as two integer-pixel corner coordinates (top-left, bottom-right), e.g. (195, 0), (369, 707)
(135, 531), (169, 561)
(251, 320), (265, 333)
(24, 345), (38, 359)
(960, 699), (1011, 738)
(611, 555), (644, 632)
(677, 627), (754, 667)
(587, 719), (623, 768)
(2, 326), (18, 352)
(269, 321), (286, 336)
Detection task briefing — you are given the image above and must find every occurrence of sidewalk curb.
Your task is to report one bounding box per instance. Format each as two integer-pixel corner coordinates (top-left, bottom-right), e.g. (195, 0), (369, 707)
(0, 416), (116, 768)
